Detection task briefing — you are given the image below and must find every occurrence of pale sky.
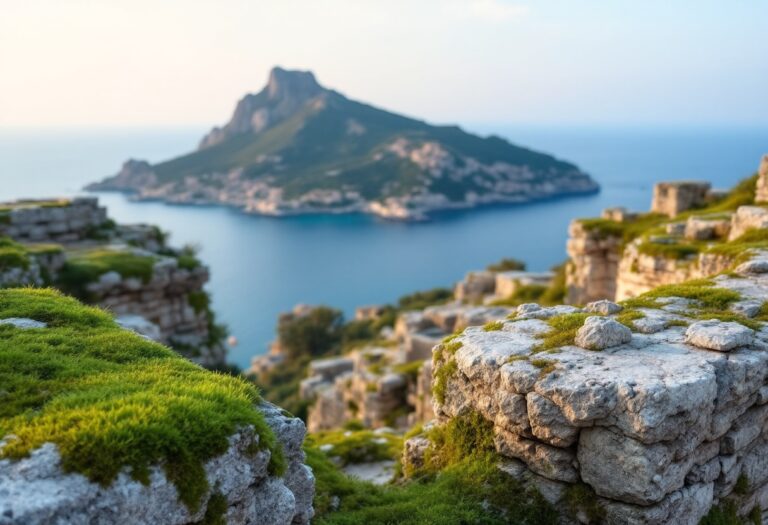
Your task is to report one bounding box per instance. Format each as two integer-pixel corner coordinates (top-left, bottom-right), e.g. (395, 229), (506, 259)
(1, 0), (766, 128)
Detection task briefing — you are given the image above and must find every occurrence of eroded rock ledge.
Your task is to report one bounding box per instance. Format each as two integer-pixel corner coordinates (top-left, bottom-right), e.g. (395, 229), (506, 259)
(0, 403), (314, 525)
(423, 254), (768, 524)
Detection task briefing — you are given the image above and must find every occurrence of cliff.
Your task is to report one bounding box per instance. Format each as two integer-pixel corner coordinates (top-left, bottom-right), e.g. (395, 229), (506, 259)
(417, 252), (768, 524)
(87, 67), (598, 221)
(566, 156), (768, 305)
(0, 197), (226, 367)
(0, 289), (313, 525)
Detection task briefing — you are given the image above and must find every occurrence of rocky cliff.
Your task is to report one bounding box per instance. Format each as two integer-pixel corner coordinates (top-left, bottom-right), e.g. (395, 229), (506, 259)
(0, 289), (313, 525)
(418, 253), (768, 524)
(566, 156), (768, 305)
(0, 197), (226, 367)
(87, 67), (598, 221)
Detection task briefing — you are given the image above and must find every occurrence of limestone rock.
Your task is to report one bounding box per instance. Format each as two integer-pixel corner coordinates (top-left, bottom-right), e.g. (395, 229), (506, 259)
(755, 154), (768, 203)
(684, 320), (754, 351)
(584, 299), (622, 315)
(0, 318), (47, 329)
(575, 316), (632, 350)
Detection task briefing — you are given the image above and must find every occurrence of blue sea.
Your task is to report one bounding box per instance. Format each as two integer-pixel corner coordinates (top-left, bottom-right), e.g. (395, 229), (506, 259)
(0, 125), (765, 368)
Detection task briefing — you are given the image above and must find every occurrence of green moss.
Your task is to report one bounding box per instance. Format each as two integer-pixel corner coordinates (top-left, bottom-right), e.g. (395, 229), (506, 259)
(530, 358), (557, 377)
(307, 445), (558, 525)
(198, 492), (227, 525)
(699, 500), (758, 525)
(421, 411), (496, 474)
(706, 228), (768, 265)
(57, 248), (157, 298)
(632, 279), (741, 310)
(637, 238), (702, 260)
(576, 213), (668, 242)
(693, 312), (762, 331)
(506, 355), (529, 364)
(432, 359), (457, 405)
(734, 473), (750, 495)
(616, 309), (645, 330)
(564, 483), (606, 523)
(533, 313), (591, 352)
(307, 429), (401, 466)
(483, 320), (504, 331)
(490, 284), (549, 307)
(0, 288), (284, 512)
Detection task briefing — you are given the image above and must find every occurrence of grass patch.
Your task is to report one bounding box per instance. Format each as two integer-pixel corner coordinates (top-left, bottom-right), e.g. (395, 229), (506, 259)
(699, 500), (761, 525)
(0, 237), (30, 272)
(307, 429), (402, 466)
(631, 279), (741, 310)
(483, 320), (504, 331)
(0, 288), (284, 512)
(530, 359), (557, 377)
(432, 359), (457, 405)
(308, 445), (558, 525)
(637, 238), (703, 260)
(57, 248), (157, 298)
(490, 284), (549, 307)
(616, 309), (645, 330)
(532, 313), (591, 353)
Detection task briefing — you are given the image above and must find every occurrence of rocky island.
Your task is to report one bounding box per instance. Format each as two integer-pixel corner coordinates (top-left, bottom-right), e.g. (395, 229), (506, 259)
(87, 67), (598, 220)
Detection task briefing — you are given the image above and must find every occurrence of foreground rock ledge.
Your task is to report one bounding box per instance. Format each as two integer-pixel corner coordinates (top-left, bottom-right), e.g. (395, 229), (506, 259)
(429, 265), (768, 524)
(0, 403), (314, 525)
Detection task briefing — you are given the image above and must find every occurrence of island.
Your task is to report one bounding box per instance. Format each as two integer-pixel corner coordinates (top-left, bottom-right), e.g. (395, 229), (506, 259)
(87, 67), (598, 220)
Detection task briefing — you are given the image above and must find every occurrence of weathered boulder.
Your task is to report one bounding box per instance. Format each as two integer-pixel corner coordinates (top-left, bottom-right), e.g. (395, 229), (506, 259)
(574, 316), (632, 350)
(684, 320), (755, 351)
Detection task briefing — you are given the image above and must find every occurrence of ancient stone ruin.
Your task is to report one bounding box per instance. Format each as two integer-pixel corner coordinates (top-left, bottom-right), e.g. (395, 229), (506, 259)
(420, 254), (768, 523)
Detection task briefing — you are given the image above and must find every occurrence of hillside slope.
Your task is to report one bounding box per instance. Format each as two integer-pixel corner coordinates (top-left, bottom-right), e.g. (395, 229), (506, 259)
(88, 67), (598, 220)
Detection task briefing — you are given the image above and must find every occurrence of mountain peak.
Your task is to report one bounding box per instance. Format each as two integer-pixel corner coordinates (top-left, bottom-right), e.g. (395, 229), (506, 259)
(266, 67), (323, 100)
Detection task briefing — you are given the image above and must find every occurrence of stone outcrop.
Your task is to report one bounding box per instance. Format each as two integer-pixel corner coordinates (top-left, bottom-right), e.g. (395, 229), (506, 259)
(568, 163), (768, 303)
(0, 198), (107, 242)
(0, 402), (314, 525)
(425, 258), (768, 524)
(84, 254), (225, 366)
(0, 197), (225, 367)
(566, 221), (622, 304)
(755, 154), (768, 203)
(650, 181), (711, 218)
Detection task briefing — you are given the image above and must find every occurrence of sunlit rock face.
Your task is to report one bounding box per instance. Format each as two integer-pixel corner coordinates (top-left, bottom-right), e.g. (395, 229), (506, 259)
(428, 256), (768, 524)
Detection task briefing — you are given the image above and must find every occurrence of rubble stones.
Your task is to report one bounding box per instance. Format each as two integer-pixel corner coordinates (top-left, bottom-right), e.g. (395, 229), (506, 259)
(684, 320), (755, 351)
(575, 316), (632, 350)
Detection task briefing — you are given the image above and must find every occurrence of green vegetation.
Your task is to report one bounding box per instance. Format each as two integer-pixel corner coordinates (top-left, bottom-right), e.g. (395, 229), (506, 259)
(57, 248), (157, 298)
(564, 483), (606, 524)
(734, 473), (750, 496)
(0, 288), (283, 512)
(699, 500), (761, 525)
(637, 237), (703, 260)
(487, 257), (526, 272)
(706, 228), (768, 265)
(533, 313), (591, 352)
(0, 237), (30, 272)
(629, 279), (741, 310)
(432, 359), (457, 405)
(199, 492), (228, 525)
(392, 359), (424, 382)
(309, 412), (558, 524)
(483, 320), (504, 331)
(95, 72), (585, 210)
(397, 288), (453, 311)
(530, 358), (557, 377)
(307, 429), (402, 466)
(615, 309), (645, 330)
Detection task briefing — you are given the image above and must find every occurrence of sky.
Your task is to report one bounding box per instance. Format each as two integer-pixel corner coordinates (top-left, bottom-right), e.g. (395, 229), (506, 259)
(1, 0), (766, 128)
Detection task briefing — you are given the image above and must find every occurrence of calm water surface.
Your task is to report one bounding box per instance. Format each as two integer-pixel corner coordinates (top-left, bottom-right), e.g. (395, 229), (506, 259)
(0, 125), (765, 367)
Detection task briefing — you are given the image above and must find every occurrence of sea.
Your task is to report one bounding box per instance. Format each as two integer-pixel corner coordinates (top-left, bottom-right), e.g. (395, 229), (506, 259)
(0, 125), (765, 368)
